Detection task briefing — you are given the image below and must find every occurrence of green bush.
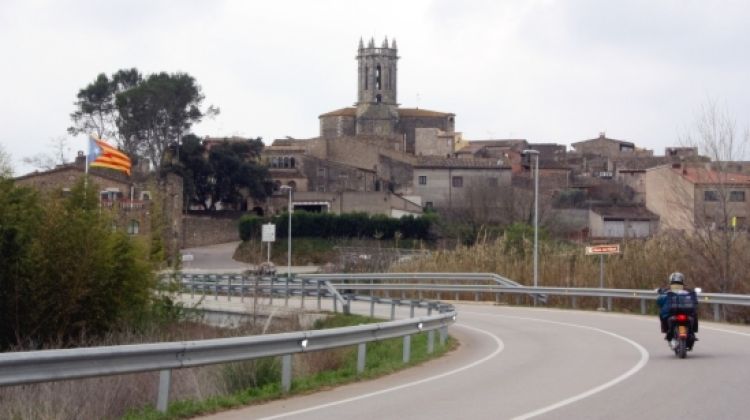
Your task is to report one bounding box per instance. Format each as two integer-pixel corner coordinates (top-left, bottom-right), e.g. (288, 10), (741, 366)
(239, 211), (434, 241)
(0, 179), (156, 349)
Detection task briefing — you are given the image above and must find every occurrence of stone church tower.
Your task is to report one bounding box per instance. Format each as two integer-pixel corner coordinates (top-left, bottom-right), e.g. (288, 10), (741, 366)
(356, 37), (399, 136)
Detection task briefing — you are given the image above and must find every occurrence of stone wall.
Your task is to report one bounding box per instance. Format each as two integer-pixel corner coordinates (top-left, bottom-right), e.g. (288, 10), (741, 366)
(398, 115), (454, 154)
(182, 214), (240, 248)
(319, 115), (356, 138)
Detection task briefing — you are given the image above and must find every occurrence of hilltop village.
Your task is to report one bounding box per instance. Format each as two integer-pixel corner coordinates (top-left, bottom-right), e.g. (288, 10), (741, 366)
(16, 38), (750, 252)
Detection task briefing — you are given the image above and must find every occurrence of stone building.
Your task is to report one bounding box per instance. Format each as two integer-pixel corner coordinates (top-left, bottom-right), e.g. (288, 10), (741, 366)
(645, 163), (750, 232)
(14, 152), (183, 258)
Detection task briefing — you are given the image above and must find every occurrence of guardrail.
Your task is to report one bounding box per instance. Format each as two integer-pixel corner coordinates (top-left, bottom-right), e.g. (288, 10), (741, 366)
(0, 285), (455, 413)
(170, 272), (750, 321)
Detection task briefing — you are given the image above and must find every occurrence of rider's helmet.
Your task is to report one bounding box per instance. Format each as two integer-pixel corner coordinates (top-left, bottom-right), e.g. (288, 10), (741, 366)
(669, 272), (685, 285)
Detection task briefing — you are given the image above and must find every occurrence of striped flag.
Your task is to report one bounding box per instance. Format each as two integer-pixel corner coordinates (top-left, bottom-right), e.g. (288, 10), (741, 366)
(88, 137), (132, 176)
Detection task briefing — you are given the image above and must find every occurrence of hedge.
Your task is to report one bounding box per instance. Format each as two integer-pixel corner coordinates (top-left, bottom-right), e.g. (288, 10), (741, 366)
(238, 212), (434, 241)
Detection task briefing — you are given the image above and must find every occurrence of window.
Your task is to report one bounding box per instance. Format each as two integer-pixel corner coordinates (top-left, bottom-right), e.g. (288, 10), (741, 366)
(418, 176), (427, 185)
(141, 191), (151, 201)
(704, 190), (719, 201)
(365, 66), (368, 90)
(376, 94), (382, 103)
(287, 181), (296, 191)
(425, 201), (433, 208)
(127, 220), (139, 235)
(273, 180), (281, 192)
(452, 176), (463, 188)
(730, 191), (746, 202)
(375, 64), (382, 90)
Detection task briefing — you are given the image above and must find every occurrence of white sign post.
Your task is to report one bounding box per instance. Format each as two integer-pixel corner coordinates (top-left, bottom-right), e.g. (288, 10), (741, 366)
(585, 244), (621, 310)
(262, 224), (276, 264)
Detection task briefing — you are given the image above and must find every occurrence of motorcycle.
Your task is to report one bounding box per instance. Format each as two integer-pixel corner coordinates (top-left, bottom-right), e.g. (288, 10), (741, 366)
(658, 287), (701, 359)
(667, 312), (695, 359)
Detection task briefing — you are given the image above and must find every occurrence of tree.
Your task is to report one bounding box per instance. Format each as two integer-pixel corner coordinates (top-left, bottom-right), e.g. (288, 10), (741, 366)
(68, 69), (143, 149)
(22, 136), (71, 171)
(169, 137), (272, 210)
(69, 69), (217, 172)
(0, 143), (12, 178)
(0, 179), (154, 349)
(672, 100), (750, 297)
(116, 72), (218, 171)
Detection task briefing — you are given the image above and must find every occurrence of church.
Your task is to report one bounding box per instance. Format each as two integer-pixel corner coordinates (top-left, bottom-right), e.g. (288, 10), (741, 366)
(260, 37), (513, 217)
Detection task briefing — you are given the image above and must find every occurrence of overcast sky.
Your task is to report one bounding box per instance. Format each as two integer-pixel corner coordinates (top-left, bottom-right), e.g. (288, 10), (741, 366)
(2, 0), (749, 175)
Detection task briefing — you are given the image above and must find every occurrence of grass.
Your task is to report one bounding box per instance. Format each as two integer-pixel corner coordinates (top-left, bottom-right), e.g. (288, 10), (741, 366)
(123, 313), (456, 420)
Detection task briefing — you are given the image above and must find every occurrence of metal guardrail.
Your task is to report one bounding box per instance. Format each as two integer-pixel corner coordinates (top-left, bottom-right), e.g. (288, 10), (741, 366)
(0, 279), (455, 413)
(171, 272), (750, 319)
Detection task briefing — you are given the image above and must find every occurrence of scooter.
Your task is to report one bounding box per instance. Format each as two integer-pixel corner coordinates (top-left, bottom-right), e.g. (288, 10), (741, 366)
(668, 312), (695, 359)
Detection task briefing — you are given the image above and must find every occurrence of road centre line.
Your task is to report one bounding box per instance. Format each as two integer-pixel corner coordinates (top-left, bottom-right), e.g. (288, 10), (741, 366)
(258, 323), (504, 420)
(460, 310), (649, 420)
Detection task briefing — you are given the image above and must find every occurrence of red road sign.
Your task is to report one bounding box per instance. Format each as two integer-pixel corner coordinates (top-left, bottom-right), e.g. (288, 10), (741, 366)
(585, 244), (620, 255)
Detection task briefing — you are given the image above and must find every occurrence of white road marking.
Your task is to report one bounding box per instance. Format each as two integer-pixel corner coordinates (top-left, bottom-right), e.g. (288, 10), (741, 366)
(258, 323), (504, 420)
(461, 311), (650, 420)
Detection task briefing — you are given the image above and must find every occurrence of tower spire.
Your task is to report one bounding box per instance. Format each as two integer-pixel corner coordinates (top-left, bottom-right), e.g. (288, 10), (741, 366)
(358, 37), (364, 50)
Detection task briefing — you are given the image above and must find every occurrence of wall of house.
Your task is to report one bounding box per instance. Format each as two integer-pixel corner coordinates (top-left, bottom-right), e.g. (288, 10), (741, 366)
(644, 166), (695, 231)
(397, 115), (454, 154)
(414, 128), (456, 157)
(412, 167), (512, 208)
(692, 184), (750, 229)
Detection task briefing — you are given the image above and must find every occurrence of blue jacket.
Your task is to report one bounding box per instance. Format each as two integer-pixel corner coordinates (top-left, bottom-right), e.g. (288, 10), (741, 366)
(657, 288), (698, 320)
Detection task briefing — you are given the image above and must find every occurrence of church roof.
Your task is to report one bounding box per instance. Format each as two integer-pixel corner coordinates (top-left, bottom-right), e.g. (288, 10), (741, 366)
(318, 107), (453, 118)
(398, 108), (453, 118)
(319, 107), (356, 118)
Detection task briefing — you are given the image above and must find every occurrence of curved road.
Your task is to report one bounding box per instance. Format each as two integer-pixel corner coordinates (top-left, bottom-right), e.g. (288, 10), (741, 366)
(202, 302), (750, 420)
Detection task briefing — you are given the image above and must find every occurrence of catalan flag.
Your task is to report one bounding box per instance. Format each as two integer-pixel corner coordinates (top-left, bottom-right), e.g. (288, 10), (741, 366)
(88, 137), (132, 176)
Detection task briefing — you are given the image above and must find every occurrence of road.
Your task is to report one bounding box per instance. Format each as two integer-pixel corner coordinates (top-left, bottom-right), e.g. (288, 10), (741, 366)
(202, 302), (750, 420)
(179, 242), (319, 274)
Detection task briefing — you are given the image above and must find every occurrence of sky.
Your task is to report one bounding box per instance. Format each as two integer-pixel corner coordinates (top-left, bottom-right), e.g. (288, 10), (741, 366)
(2, 0), (749, 175)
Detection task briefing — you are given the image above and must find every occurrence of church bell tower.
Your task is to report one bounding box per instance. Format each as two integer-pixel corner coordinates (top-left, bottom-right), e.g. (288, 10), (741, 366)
(356, 36), (399, 136)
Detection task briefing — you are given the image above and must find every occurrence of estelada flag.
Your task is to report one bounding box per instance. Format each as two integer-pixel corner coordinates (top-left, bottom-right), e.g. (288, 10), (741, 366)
(88, 137), (132, 176)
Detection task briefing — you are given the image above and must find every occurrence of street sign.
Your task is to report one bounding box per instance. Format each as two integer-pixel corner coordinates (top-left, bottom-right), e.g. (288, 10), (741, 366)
(262, 223), (276, 242)
(585, 244), (620, 255)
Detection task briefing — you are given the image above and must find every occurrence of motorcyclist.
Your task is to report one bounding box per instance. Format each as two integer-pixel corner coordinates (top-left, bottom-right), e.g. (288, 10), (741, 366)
(657, 272), (699, 346)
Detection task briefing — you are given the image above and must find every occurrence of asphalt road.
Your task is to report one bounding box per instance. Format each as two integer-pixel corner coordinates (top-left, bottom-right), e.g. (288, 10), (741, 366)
(202, 302), (750, 420)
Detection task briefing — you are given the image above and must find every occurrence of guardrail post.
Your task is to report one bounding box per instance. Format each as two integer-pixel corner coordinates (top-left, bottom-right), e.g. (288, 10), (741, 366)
(495, 293), (499, 304)
(333, 296), (338, 313)
(228, 276), (232, 301)
(269, 277), (274, 305)
(300, 280), (305, 308)
(285, 276), (289, 306)
(439, 326), (447, 346)
(281, 354), (292, 393)
(571, 296), (577, 309)
(437, 292), (441, 301)
(640, 299), (646, 314)
(212, 275), (218, 300)
(241, 275), (245, 302)
(370, 299), (376, 318)
(403, 335), (411, 363)
(713, 303), (721, 321)
(344, 296), (351, 315)
(607, 297), (613, 312)
(427, 330), (435, 354)
(475, 292), (480, 302)
(390, 302), (396, 320)
(317, 281), (322, 311)
(427, 304), (433, 316)
(357, 343), (367, 374)
(157, 369), (172, 413)
(410, 301), (415, 318)
(190, 282), (195, 299)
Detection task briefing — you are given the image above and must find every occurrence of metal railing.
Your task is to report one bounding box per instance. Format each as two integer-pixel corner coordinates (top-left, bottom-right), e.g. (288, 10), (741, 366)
(0, 278), (455, 413)
(171, 272), (750, 320)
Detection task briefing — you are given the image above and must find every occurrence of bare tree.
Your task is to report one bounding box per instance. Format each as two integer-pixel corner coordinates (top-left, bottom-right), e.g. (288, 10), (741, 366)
(0, 143), (12, 178)
(22, 136), (71, 171)
(671, 100), (750, 296)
